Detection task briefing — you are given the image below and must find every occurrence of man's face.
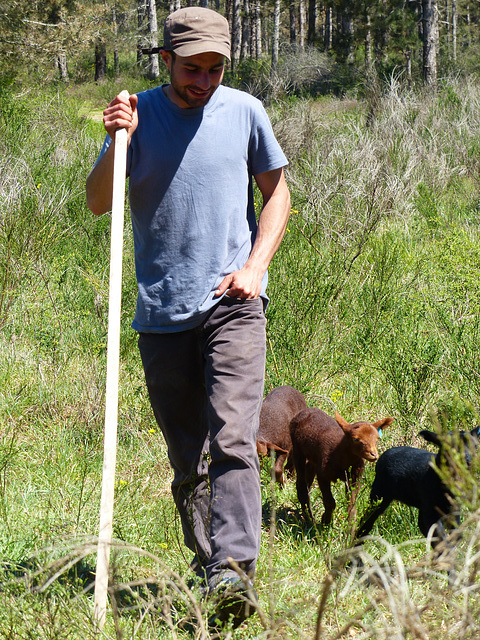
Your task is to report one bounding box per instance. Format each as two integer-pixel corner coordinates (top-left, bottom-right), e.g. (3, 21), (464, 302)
(161, 51), (225, 109)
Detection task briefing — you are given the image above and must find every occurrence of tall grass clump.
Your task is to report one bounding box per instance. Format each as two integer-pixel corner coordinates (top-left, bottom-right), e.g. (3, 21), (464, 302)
(233, 45), (333, 103)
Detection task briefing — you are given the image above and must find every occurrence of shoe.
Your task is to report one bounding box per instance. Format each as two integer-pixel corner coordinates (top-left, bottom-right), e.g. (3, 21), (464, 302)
(208, 577), (258, 630)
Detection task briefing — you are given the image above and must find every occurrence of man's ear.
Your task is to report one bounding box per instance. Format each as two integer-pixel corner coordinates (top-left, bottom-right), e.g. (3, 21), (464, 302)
(160, 50), (172, 70)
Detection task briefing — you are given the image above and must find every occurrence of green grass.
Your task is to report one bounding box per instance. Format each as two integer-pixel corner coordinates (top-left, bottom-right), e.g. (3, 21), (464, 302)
(0, 76), (480, 637)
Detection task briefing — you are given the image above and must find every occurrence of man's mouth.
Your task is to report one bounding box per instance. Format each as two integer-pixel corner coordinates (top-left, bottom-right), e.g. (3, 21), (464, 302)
(188, 87), (211, 98)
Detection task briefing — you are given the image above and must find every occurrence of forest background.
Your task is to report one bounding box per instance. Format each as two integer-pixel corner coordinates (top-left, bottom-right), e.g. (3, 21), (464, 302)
(1, 0), (480, 639)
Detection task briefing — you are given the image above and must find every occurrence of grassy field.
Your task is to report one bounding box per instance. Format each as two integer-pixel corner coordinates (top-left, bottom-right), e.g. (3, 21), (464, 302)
(1, 73), (480, 638)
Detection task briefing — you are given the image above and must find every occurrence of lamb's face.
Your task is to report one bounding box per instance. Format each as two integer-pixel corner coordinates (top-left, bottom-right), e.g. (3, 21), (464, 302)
(349, 424), (380, 461)
(335, 412), (393, 462)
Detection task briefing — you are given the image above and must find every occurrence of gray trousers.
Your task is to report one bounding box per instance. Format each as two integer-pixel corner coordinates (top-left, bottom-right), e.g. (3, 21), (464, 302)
(138, 297), (266, 588)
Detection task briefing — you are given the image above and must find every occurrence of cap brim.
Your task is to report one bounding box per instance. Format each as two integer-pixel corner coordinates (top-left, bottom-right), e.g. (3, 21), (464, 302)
(171, 42), (231, 61)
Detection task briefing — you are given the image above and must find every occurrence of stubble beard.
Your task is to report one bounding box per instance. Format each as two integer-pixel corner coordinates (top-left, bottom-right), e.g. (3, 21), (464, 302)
(171, 80), (216, 108)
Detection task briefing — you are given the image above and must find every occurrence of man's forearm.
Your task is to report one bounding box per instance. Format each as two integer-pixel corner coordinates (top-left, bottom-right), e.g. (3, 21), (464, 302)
(86, 140), (115, 216)
(246, 172), (291, 276)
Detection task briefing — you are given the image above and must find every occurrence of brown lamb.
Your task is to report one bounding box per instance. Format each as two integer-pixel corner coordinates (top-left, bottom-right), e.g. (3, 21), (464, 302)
(256, 385), (307, 485)
(290, 408), (394, 525)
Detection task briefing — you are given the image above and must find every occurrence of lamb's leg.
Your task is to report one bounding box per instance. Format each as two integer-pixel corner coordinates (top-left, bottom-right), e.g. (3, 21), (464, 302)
(418, 508), (450, 546)
(319, 479), (336, 525)
(294, 453), (313, 521)
(355, 497), (391, 541)
(284, 452), (294, 477)
(273, 451), (288, 486)
(305, 459), (315, 489)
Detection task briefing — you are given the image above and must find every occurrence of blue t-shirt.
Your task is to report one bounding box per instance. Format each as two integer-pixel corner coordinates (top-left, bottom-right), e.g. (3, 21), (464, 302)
(98, 84), (287, 333)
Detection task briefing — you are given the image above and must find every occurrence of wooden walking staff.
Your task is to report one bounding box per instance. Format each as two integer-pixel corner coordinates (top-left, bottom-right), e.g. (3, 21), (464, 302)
(94, 90), (130, 629)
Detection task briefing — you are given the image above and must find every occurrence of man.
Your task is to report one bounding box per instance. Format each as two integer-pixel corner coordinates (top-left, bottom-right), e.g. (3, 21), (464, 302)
(86, 6), (290, 627)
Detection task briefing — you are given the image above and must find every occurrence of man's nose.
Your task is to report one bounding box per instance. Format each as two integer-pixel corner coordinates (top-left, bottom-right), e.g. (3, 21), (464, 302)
(196, 71), (211, 90)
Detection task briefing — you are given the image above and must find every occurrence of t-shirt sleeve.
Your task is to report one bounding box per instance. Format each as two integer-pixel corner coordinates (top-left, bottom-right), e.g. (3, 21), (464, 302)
(93, 133), (113, 167)
(248, 103), (288, 176)
(94, 132), (134, 178)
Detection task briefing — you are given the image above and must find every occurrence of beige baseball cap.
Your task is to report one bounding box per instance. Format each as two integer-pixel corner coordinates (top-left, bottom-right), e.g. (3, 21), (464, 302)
(163, 7), (231, 60)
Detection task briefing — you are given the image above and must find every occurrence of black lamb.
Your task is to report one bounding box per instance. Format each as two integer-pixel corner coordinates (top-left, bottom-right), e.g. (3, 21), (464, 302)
(355, 427), (480, 546)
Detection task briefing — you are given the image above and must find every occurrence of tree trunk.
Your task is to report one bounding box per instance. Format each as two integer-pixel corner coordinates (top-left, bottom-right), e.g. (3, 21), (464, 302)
(299, 0), (306, 50)
(465, 3), (471, 46)
(365, 12), (372, 71)
(241, 0), (251, 60)
(137, 0), (147, 70)
(417, 0), (423, 68)
(422, 0), (438, 86)
(57, 52), (69, 82)
(405, 49), (412, 86)
(289, 1), (296, 46)
(148, 0), (160, 79)
(445, 0), (450, 50)
(341, 13), (354, 63)
(374, 0), (388, 69)
(324, 4), (332, 50)
(308, 0), (317, 44)
(113, 5), (120, 78)
(231, 0), (241, 68)
(271, 0), (280, 71)
(254, 0), (262, 58)
(95, 40), (107, 82)
(336, 0), (354, 63)
(452, 0), (457, 62)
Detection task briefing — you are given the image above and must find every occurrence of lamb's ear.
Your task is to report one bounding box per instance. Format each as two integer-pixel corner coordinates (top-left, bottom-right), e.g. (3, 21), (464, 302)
(334, 411), (350, 431)
(373, 416), (394, 432)
(256, 439), (288, 456)
(256, 440), (268, 456)
(419, 430), (442, 447)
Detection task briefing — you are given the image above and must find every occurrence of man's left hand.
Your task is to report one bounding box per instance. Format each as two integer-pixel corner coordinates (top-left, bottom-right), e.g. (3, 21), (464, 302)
(215, 267), (262, 299)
